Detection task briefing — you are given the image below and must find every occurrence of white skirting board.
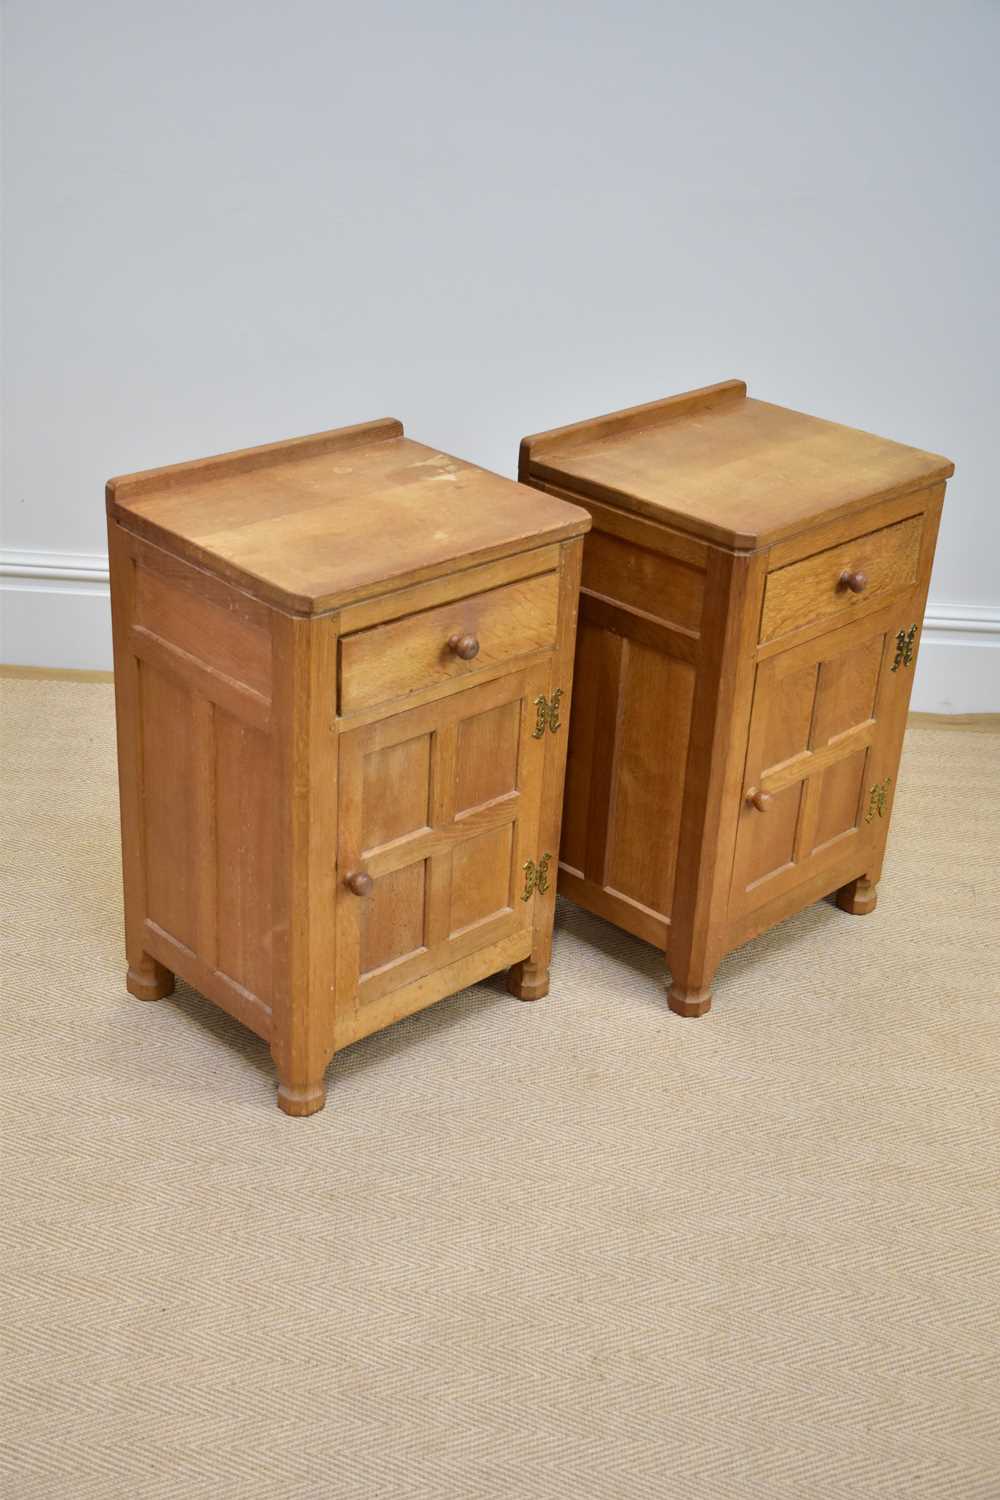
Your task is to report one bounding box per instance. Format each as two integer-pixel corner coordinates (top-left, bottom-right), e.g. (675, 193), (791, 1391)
(2, 550), (999, 713)
(1, 552), (113, 674)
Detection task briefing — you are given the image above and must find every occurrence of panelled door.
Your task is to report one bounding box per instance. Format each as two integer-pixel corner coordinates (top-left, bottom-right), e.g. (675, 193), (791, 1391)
(335, 664), (551, 1038)
(730, 597), (920, 918)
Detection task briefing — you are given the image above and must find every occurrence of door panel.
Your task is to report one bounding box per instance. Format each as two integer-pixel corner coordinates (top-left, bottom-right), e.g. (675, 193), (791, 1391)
(335, 667), (548, 1026)
(739, 782), (804, 894)
(361, 733), (431, 847)
(731, 602), (911, 918)
(455, 700), (520, 812)
(762, 660), (818, 769)
(812, 640), (882, 745)
(361, 862), (428, 975)
(811, 748), (869, 855)
(450, 824), (514, 935)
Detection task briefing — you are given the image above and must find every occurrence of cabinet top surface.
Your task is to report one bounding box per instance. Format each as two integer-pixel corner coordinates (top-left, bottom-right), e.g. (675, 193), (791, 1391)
(108, 418), (589, 613)
(522, 381), (954, 550)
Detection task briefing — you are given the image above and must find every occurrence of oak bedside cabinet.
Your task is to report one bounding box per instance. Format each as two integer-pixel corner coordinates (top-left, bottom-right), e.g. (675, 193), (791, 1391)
(107, 419), (589, 1115)
(518, 381), (953, 1016)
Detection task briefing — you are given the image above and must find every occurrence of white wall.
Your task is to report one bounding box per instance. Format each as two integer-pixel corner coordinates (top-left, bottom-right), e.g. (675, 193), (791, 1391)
(2, 0), (998, 708)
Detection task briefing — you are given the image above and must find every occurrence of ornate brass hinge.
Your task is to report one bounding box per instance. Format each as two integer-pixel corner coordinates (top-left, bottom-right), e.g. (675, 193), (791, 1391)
(865, 776), (892, 823)
(531, 689), (563, 739)
(891, 624), (917, 672)
(521, 852), (552, 901)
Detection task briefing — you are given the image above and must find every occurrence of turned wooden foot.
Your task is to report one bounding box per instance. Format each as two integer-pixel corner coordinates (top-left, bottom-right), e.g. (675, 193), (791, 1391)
(836, 875), (878, 916)
(667, 982), (713, 1018)
(126, 955), (174, 1002)
(507, 959), (550, 1002)
(276, 1077), (328, 1117)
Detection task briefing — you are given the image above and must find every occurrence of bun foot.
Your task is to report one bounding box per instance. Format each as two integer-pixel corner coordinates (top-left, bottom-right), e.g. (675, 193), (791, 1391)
(667, 983), (713, 1018)
(277, 1081), (327, 1117)
(836, 876), (878, 916)
(507, 960), (550, 1002)
(126, 957), (174, 1002)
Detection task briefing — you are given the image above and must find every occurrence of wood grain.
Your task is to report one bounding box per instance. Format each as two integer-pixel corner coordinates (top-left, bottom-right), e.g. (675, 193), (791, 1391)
(760, 515), (923, 643)
(581, 531), (704, 631)
(110, 427), (588, 614)
(109, 416), (589, 1113)
(523, 383), (952, 551)
(519, 384), (952, 1017)
(339, 571), (559, 714)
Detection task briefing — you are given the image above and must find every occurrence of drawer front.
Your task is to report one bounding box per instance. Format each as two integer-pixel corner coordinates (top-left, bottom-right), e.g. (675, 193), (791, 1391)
(760, 515), (923, 644)
(339, 570), (559, 714)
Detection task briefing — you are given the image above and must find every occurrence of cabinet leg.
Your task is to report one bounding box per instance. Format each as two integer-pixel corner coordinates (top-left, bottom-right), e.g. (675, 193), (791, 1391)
(507, 957), (550, 1002)
(126, 953), (174, 1002)
(836, 874), (878, 916)
(275, 1063), (328, 1118)
(667, 957), (716, 1018)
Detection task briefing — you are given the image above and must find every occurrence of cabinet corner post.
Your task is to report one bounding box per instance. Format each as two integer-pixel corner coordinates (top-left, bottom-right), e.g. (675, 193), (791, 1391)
(668, 546), (767, 1012)
(513, 536), (585, 997)
(269, 609), (340, 1115)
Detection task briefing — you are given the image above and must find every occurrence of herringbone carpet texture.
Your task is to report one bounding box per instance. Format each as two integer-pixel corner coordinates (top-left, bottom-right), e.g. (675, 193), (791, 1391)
(2, 676), (999, 1499)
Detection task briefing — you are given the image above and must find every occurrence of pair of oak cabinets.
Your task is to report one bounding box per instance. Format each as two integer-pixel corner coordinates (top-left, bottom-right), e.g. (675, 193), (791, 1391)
(108, 381), (953, 1114)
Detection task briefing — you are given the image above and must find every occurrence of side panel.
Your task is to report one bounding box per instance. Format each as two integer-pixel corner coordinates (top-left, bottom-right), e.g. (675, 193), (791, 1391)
(110, 526), (278, 1038)
(214, 714), (274, 1002)
(555, 514), (705, 947)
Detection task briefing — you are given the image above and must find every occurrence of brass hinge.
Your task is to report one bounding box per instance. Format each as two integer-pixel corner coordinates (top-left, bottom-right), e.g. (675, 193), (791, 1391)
(531, 689), (563, 739)
(521, 852), (552, 901)
(865, 776), (892, 823)
(891, 624), (917, 672)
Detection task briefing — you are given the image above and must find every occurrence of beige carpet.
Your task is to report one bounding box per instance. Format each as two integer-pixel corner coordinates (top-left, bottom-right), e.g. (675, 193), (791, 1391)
(2, 675), (999, 1500)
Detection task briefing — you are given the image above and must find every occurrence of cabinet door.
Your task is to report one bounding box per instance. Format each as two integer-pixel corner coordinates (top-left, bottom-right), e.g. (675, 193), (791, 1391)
(334, 665), (550, 1040)
(730, 601), (917, 918)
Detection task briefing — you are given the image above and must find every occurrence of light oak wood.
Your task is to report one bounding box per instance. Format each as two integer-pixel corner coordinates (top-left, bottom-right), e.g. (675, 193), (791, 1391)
(760, 514), (923, 642)
(338, 570), (559, 714)
(520, 382), (952, 1015)
(109, 421), (585, 615)
(336, 544), (561, 634)
(109, 419), (589, 1114)
(523, 380), (952, 551)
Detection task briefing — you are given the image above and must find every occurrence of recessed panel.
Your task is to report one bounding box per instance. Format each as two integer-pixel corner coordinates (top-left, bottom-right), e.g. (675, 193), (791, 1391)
(762, 663), (818, 771)
(560, 622), (615, 877)
(812, 749), (868, 853)
(812, 638), (883, 746)
(740, 783), (804, 894)
(450, 825), (514, 935)
(134, 559), (272, 698)
(361, 862), (427, 976)
(455, 701), (519, 814)
(140, 663), (196, 947)
(215, 713), (273, 1000)
(362, 734), (431, 850)
(582, 531), (704, 630)
(605, 642), (695, 915)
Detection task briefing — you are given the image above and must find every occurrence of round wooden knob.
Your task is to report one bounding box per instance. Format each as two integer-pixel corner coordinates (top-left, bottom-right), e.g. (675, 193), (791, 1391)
(746, 788), (772, 812)
(448, 632), (480, 661)
(839, 569), (868, 594)
(345, 870), (373, 897)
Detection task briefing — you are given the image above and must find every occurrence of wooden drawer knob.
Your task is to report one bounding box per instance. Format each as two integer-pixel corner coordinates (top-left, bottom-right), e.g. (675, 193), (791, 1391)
(345, 870), (373, 897)
(448, 632), (480, 661)
(746, 788), (772, 812)
(839, 569), (868, 594)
